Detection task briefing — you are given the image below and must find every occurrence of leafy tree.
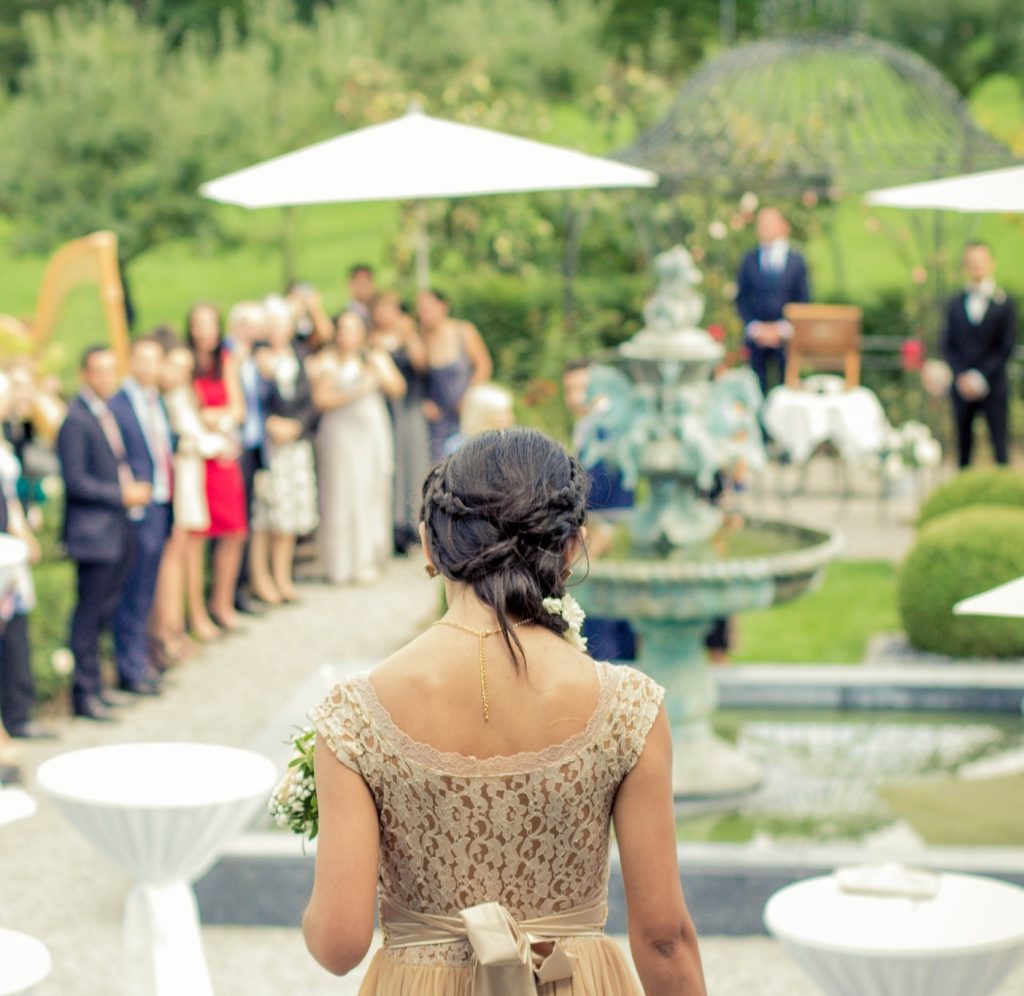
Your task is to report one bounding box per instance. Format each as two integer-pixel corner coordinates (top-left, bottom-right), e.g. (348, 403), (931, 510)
(866, 0), (1024, 95)
(0, 0), (63, 90)
(0, 6), (219, 263)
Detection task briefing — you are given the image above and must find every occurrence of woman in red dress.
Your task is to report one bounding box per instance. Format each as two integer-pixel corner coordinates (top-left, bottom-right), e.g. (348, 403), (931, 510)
(187, 303), (247, 637)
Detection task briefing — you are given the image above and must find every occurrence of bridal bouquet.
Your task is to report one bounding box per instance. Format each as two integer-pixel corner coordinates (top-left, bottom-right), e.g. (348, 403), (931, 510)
(269, 727), (318, 841)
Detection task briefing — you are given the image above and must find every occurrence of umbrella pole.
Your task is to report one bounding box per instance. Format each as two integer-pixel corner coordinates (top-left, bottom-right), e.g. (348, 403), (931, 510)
(281, 206), (297, 288)
(414, 202), (430, 290)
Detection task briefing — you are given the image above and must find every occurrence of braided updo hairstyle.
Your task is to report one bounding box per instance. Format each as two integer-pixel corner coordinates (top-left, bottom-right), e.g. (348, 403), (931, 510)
(421, 427), (589, 667)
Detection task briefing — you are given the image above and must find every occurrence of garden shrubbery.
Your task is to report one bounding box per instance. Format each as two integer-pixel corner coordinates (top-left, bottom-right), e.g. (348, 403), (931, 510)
(898, 505), (1024, 658)
(917, 467), (1024, 527)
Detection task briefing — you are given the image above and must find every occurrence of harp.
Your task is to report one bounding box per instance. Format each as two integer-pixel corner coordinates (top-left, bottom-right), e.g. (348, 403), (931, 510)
(0, 230), (131, 373)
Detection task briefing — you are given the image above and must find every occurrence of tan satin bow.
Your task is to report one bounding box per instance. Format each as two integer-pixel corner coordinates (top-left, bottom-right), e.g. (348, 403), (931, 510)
(381, 893), (607, 996)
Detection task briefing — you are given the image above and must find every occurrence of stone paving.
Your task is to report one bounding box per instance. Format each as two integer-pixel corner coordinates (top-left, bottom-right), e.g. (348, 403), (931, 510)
(3, 470), (1024, 993)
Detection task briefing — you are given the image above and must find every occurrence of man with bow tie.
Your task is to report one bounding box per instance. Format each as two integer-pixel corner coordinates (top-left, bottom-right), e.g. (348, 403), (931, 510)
(942, 241), (1018, 468)
(735, 207), (811, 397)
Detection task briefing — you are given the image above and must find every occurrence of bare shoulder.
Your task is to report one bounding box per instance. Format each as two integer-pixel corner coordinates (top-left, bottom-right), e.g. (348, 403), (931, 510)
(368, 627), (447, 697)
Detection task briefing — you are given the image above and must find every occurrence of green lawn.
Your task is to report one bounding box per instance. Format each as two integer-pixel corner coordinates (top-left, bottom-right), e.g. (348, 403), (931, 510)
(732, 560), (900, 664)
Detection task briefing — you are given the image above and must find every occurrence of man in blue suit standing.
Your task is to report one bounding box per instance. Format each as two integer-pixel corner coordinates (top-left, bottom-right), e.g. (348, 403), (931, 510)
(58, 347), (152, 720)
(735, 207), (811, 396)
(108, 337), (174, 695)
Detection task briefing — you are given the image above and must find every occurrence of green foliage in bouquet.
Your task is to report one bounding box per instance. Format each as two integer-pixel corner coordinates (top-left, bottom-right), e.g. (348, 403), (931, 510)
(269, 728), (318, 841)
(898, 506), (1024, 658)
(917, 467), (1024, 528)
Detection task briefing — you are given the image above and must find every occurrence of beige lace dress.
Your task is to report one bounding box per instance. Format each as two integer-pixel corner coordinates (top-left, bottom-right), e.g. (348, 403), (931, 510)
(309, 660), (664, 995)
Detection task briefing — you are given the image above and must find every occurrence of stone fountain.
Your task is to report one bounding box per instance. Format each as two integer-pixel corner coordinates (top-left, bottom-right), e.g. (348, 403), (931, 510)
(575, 247), (840, 798)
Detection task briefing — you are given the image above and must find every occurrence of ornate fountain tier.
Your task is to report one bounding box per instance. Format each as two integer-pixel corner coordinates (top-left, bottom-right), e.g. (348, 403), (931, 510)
(575, 247), (840, 797)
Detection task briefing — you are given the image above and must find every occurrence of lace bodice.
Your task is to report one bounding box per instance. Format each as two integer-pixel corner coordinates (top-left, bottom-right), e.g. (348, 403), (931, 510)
(309, 662), (663, 965)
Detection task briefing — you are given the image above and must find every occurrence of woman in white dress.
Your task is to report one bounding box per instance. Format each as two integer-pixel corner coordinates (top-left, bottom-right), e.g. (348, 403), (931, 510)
(250, 297), (319, 602)
(311, 312), (405, 584)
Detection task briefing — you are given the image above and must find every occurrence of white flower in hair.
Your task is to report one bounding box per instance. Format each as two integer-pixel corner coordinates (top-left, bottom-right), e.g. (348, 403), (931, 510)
(542, 594), (588, 652)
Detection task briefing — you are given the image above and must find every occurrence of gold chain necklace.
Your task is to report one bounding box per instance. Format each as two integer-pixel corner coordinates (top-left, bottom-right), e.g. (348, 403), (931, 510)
(432, 618), (531, 722)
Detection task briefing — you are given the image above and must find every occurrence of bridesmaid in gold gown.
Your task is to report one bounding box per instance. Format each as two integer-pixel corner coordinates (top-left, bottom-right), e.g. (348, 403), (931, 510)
(304, 428), (706, 995)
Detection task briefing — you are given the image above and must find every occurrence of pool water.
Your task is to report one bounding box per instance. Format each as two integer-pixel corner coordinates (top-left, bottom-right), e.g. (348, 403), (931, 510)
(676, 710), (1024, 846)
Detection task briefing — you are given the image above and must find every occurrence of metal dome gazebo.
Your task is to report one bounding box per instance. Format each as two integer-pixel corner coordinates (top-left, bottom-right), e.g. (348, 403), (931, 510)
(620, 34), (1016, 197)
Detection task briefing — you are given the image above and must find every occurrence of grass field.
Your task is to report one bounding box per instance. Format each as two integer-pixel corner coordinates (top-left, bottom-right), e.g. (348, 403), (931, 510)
(732, 560), (900, 664)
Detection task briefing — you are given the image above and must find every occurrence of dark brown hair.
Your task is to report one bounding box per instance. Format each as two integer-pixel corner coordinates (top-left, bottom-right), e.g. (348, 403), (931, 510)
(421, 427), (588, 666)
(185, 302), (225, 380)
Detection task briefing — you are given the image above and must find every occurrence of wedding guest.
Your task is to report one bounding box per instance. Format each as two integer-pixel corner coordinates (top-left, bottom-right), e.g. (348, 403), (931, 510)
(187, 303), (247, 636)
(563, 359), (636, 661)
(250, 296), (319, 603)
(345, 264), (376, 328)
(57, 346), (151, 721)
(225, 300), (271, 614)
(441, 381), (516, 455)
(0, 373), (51, 740)
(108, 337), (174, 695)
(735, 207), (811, 396)
(304, 428), (706, 994)
(286, 281), (333, 358)
(311, 312), (404, 584)
(0, 725), (20, 784)
(417, 288), (493, 460)
(150, 346), (214, 665)
(3, 359), (64, 525)
(369, 291), (431, 554)
(942, 241), (1018, 468)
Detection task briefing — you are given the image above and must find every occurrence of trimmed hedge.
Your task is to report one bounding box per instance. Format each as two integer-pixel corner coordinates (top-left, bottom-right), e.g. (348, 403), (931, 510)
(898, 505), (1024, 658)
(918, 467), (1024, 528)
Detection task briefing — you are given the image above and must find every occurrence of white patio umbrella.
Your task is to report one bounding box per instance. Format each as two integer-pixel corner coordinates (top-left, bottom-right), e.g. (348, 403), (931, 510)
(200, 108), (658, 286)
(953, 576), (1024, 619)
(865, 164), (1024, 213)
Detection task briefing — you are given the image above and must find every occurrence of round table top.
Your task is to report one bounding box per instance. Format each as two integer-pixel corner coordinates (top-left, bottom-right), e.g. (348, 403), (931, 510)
(765, 872), (1024, 958)
(0, 928), (51, 995)
(37, 742), (277, 809)
(0, 788), (36, 828)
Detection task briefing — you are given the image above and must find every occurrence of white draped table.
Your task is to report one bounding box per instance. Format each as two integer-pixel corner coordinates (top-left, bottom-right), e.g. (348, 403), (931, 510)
(763, 378), (889, 465)
(0, 929), (51, 995)
(764, 872), (1024, 996)
(37, 743), (276, 996)
(0, 786), (50, 995)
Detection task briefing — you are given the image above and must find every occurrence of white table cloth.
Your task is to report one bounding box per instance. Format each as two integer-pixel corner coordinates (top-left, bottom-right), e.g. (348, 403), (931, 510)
(763, 378), (889, 465)
(0, 788), (35, 828)
(0, 928), (51, 995)
(37, 743), (276, 996)
(764, 872), (1024, 996)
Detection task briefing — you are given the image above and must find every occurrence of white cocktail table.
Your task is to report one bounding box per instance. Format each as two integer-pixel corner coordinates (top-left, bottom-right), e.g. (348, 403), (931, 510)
(0, 928), (51, 995)
(37, 742), (276, 996)
(0, 782), (50, 995)
(764, 871), (1024, 996)
(0, 788), (35, 829)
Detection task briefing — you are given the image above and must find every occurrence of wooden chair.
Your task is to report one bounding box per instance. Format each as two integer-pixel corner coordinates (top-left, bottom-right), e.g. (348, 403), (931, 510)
(782, 303), (863, 390)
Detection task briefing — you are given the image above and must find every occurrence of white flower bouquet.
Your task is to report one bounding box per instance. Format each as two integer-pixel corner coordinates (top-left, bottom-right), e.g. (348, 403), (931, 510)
(268, 728), (318, 841)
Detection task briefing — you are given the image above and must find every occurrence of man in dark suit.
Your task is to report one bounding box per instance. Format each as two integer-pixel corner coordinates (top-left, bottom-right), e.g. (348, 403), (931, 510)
(735, 207), (811, 396)
(108, 337), (174, 695)
(942, 241), (1018, 468)
(57, 347), (151, 720)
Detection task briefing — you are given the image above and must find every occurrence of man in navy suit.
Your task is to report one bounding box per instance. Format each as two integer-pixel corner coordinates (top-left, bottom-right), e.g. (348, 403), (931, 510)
(57, 347), (151, 720)
(942, 241), (1018, 467)
(735, 207), (811, 396)
(108, 337), (174, 694)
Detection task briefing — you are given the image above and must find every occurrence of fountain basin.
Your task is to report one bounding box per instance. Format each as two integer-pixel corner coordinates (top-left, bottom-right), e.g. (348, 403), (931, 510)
(581, 520), (839, 619)
(577, 520), (841, 799)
